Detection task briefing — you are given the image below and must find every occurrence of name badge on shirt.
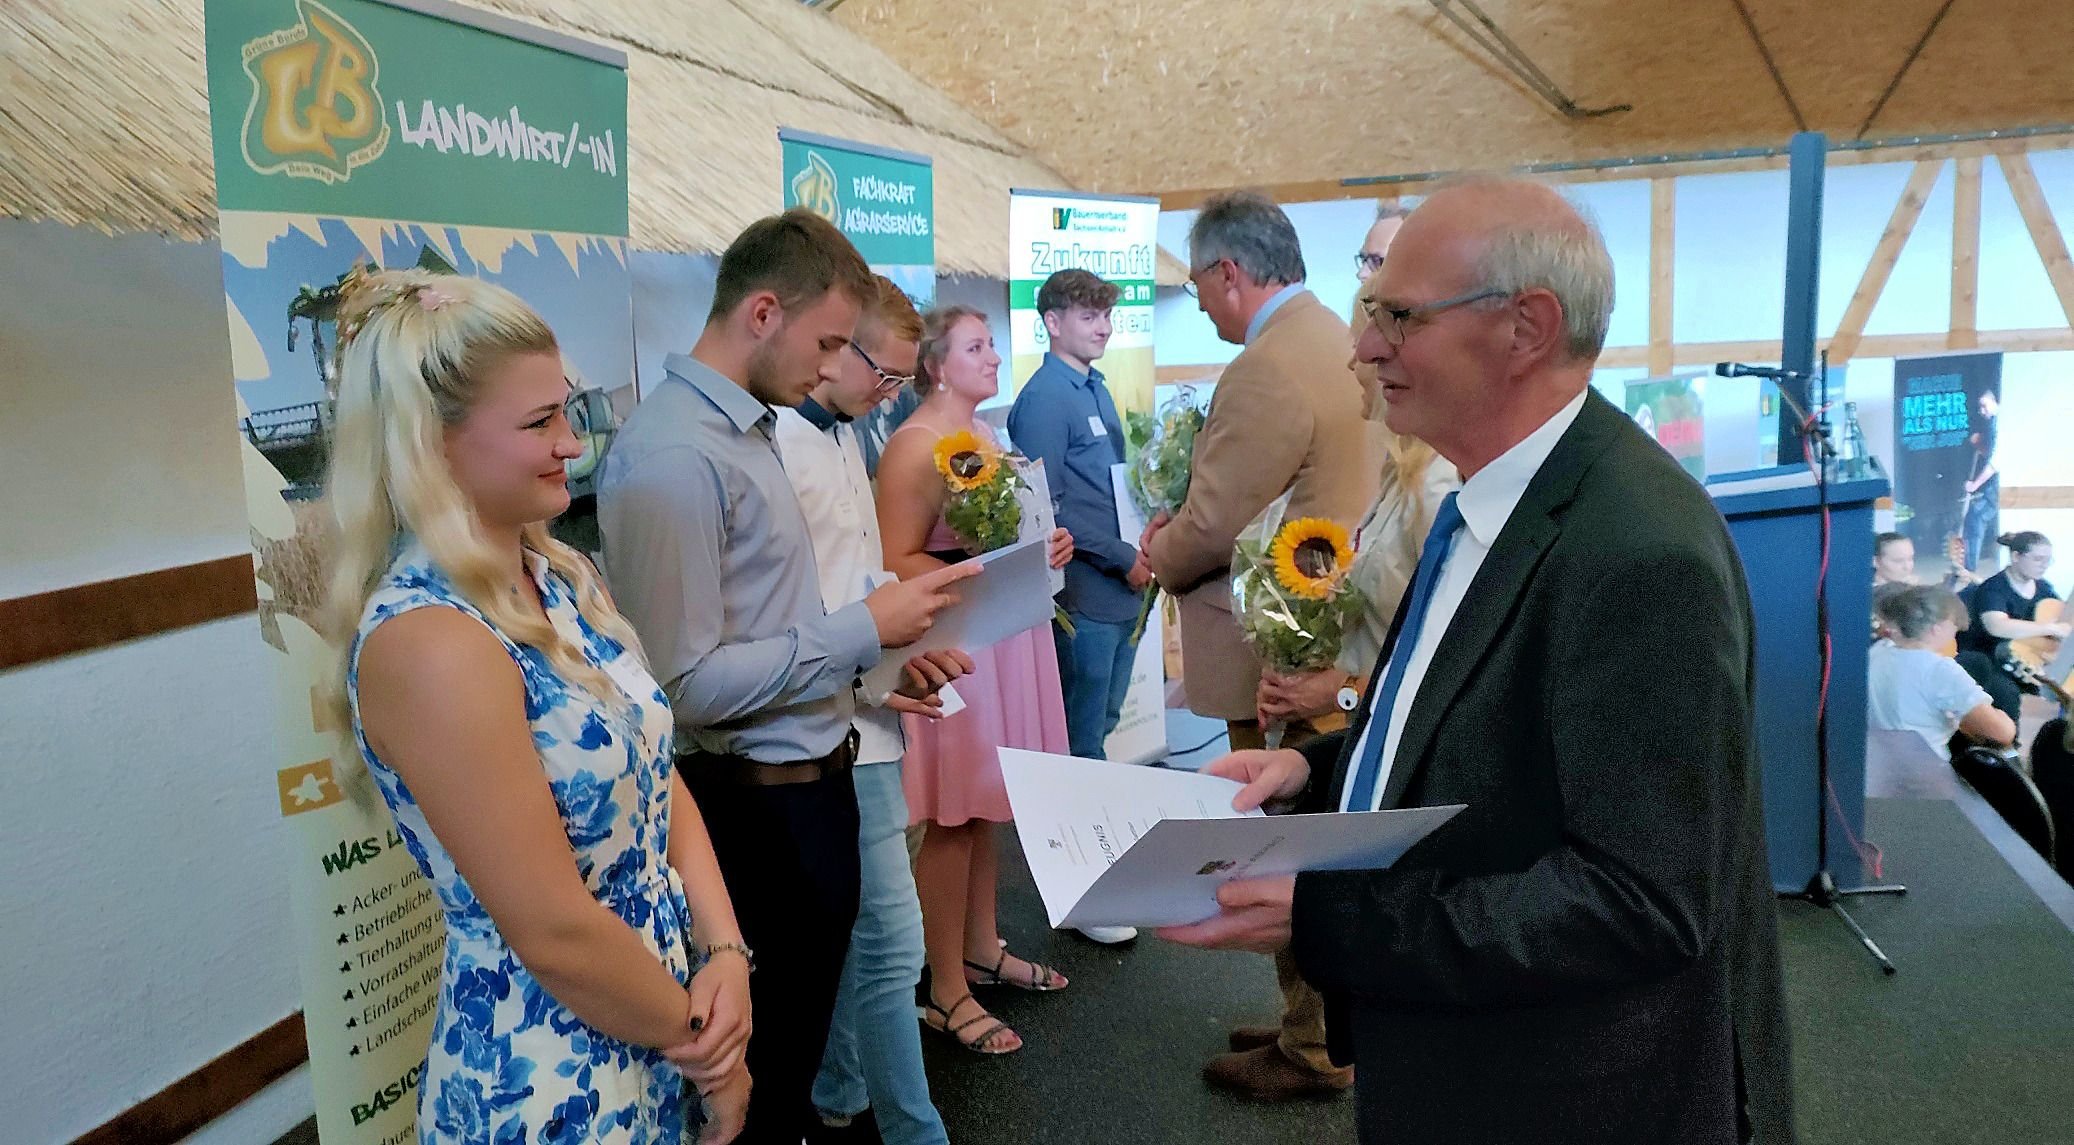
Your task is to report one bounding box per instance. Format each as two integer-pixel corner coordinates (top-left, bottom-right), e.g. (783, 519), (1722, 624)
(1089, 416), (1108, 437)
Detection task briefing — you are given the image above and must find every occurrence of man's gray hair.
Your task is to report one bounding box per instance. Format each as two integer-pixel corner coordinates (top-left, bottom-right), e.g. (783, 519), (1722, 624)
(1375, 201), (1411, 223)
(1188, 191), (1306, 286)
(1467, 192), (1615, 361)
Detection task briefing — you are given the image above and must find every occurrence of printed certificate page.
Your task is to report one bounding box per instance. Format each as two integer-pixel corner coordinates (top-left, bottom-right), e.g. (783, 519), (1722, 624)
(999, 750), (1463, 929)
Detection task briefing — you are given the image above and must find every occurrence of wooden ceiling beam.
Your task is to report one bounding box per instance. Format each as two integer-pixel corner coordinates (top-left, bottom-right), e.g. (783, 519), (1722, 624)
(1950, 156), (1983, 349)
(1150, 129), (2074, 211)
(1997, 152), (2074, 331)
(1828, 159), (1943, 364)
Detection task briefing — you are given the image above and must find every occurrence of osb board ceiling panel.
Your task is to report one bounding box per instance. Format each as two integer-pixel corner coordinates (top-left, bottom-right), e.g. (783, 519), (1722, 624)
(835, 0), (2074, 195)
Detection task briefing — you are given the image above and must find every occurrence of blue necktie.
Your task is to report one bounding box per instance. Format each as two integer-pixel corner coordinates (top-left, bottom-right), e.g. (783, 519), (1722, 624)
(1345, 492), (1465, 811)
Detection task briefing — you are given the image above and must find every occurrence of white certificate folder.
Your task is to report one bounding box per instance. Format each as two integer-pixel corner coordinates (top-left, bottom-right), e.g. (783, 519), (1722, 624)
(861, 536), (1053, 695)
(999, 750), (1464, 929)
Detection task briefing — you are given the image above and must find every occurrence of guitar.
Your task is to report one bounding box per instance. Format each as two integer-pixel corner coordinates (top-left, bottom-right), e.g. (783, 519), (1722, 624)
(1942, 532), (1979, 591)
(2004, 598), (2067, 682)
(2005, 650), (2073, 714)
(2008, 657), (2074, 873)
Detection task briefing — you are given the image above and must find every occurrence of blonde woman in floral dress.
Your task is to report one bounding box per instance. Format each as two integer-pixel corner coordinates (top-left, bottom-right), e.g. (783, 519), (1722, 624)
(874, 306), (1075, 1055)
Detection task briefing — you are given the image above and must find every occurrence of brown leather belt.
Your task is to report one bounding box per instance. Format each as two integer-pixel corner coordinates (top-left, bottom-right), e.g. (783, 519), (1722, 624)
(679, 729), (858, 787)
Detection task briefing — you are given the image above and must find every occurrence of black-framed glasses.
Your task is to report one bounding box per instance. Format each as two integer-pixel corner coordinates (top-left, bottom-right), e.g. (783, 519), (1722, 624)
(1359, 287), (1508, 347)
(849, 342), (916, 393)
(1354, 252), (1387, 278)
(1181, 258), (1231, 299)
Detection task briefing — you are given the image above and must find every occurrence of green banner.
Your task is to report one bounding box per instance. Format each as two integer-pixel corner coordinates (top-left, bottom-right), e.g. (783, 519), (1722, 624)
(206, 0), (628, 234)
(1625, 376), (1708, 481)
(780, 128), (934, 306)
(1009, 278), (1156, 310)
(1007, 190), (1160, 415)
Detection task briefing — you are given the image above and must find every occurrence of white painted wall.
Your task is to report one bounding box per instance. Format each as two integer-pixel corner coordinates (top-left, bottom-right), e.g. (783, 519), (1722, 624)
(0, 221), (253, 598)
(0, 222), (309, 1143)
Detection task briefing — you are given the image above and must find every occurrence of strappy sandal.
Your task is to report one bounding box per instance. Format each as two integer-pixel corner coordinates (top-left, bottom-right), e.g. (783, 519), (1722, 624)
(919, 991), (1020, 1055)
(963, 949), (1066, 992)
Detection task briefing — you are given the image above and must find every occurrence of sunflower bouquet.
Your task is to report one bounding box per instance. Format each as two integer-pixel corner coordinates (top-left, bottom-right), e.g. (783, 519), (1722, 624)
(932, 430), (1024, 550)
(1230, 491), (1363, 749)
(932, 429), (1076, 635)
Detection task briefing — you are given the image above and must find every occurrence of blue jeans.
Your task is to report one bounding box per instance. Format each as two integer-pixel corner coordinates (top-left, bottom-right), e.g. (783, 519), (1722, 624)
(811, 761), (946, 1144)
(1054, 614), (1141, 759)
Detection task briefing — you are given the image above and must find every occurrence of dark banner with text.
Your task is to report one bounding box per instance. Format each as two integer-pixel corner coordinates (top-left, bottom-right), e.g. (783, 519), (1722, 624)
(1893, 352), (2003, 578)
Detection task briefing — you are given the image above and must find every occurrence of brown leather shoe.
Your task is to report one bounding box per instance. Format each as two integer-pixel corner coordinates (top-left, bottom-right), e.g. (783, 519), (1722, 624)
(1227, 1025), (1279, 1053)
(1202, 1045), (1354, 1100)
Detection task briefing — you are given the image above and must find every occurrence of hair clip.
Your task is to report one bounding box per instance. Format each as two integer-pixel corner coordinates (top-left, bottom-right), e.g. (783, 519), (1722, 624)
(417, 287), (456, 312)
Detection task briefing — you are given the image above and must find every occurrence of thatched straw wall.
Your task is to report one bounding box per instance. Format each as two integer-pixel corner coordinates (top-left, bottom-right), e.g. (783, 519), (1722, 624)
(835, 0), (2074, 196)
(0, 0), (1075, 277)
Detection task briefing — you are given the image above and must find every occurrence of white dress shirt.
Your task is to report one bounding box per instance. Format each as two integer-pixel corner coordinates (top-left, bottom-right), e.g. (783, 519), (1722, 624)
(774, 402), (906, 766)
(1341, 389), (1589, 811)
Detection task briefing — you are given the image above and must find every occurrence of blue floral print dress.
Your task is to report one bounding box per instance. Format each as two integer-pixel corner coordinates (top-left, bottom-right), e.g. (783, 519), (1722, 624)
(349, 544), (699, 1144)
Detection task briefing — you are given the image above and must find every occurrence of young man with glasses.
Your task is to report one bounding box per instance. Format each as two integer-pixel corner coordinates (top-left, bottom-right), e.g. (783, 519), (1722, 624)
(1151, 190), (1376, 1100)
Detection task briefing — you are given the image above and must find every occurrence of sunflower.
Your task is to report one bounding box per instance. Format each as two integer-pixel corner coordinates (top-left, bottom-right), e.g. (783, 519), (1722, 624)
(932, 429), (1000, 492)
(1270, 517), (1353, 600)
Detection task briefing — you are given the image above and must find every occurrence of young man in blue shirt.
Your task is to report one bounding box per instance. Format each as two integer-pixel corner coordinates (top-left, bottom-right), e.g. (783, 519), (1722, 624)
(1008, 270), (1153, 772)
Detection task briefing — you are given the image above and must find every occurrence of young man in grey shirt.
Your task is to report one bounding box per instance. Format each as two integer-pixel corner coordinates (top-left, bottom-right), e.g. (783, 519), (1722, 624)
(599, 210), (974, 1145)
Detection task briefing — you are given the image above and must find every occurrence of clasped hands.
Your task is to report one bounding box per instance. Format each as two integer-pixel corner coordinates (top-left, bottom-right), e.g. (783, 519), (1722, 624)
(1154, 748), (1312, 954)
(663, 948), (753, 1143)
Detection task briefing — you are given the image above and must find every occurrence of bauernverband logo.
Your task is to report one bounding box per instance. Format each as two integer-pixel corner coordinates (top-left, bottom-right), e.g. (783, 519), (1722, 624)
(792, 151), (841, 223)
(240, 0), (390, 184)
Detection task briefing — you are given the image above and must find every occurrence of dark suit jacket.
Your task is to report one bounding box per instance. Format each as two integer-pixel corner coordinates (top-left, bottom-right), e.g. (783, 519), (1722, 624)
(1290, 390), (1796, 1145)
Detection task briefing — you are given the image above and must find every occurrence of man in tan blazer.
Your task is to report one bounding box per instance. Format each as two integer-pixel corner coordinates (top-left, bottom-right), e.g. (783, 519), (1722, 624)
(1145, 190), (1376, 749)
(1143, 192), (1376, 1103)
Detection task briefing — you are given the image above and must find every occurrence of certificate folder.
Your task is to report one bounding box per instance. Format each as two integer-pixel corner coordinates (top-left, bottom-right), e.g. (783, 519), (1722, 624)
(999, 750), (1463, 929)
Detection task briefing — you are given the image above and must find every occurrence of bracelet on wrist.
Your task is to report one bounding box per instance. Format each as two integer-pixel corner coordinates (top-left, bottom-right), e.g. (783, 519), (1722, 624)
(702, 941), (755, 972)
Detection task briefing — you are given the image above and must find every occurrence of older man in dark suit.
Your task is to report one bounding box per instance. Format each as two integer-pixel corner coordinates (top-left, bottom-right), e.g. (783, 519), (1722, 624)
(1161, 178), (1796, 1145)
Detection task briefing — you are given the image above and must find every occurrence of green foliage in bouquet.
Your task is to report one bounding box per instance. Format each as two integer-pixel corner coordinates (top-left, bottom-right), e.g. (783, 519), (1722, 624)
(932, 429), (1025, 552)
(1129, 387), (1208, 517)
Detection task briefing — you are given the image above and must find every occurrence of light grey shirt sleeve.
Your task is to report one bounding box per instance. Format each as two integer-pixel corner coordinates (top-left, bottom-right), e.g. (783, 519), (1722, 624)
(601, 444), (882, 736)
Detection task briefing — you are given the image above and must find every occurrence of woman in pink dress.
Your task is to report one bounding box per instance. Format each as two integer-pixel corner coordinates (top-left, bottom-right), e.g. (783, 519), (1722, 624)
(876, 305), (1074, 1055)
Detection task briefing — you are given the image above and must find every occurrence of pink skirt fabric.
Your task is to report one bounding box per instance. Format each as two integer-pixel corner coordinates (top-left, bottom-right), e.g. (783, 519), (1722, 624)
(901, 623), (1070, 827)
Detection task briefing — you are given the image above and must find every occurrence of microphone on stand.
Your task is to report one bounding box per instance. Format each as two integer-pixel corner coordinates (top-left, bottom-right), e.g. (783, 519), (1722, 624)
(1716, 362), (1819, 438)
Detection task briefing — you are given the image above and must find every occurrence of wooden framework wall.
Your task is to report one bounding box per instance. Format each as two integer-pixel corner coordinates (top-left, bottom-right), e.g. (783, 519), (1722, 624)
(1158, 130), (2074, 387)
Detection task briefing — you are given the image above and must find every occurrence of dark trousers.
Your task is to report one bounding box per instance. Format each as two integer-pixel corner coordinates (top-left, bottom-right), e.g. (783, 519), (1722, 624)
(1956, 650), (2024, 726)
(682, 764), (862, 1145)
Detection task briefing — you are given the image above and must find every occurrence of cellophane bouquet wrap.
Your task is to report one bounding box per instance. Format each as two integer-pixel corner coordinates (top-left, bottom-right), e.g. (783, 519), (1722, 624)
(1230, 490), (1363, 748)
(932, 429), (1073, 634)
(1126, 386), (1209, 640)
(1127, 386), (1208, 519)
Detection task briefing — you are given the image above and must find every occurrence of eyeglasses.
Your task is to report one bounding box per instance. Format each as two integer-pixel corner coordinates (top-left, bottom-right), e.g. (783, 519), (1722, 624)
(850, 342), (916, 393)
(1181, 259), (1231, 299)
(1359, 287), (1509, 347)
(1354, 252), (1387, 278)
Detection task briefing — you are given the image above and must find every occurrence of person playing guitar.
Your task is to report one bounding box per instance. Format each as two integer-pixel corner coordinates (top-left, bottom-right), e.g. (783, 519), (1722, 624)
(1964, 530), (2070, 707)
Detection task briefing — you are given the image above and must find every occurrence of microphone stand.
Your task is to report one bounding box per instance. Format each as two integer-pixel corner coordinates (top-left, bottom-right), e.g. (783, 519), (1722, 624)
(1724, 355), (1908, 974)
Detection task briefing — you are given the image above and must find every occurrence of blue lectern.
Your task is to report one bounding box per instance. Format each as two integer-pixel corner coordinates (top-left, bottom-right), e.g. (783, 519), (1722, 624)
(1709, 467), (1889, 892)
